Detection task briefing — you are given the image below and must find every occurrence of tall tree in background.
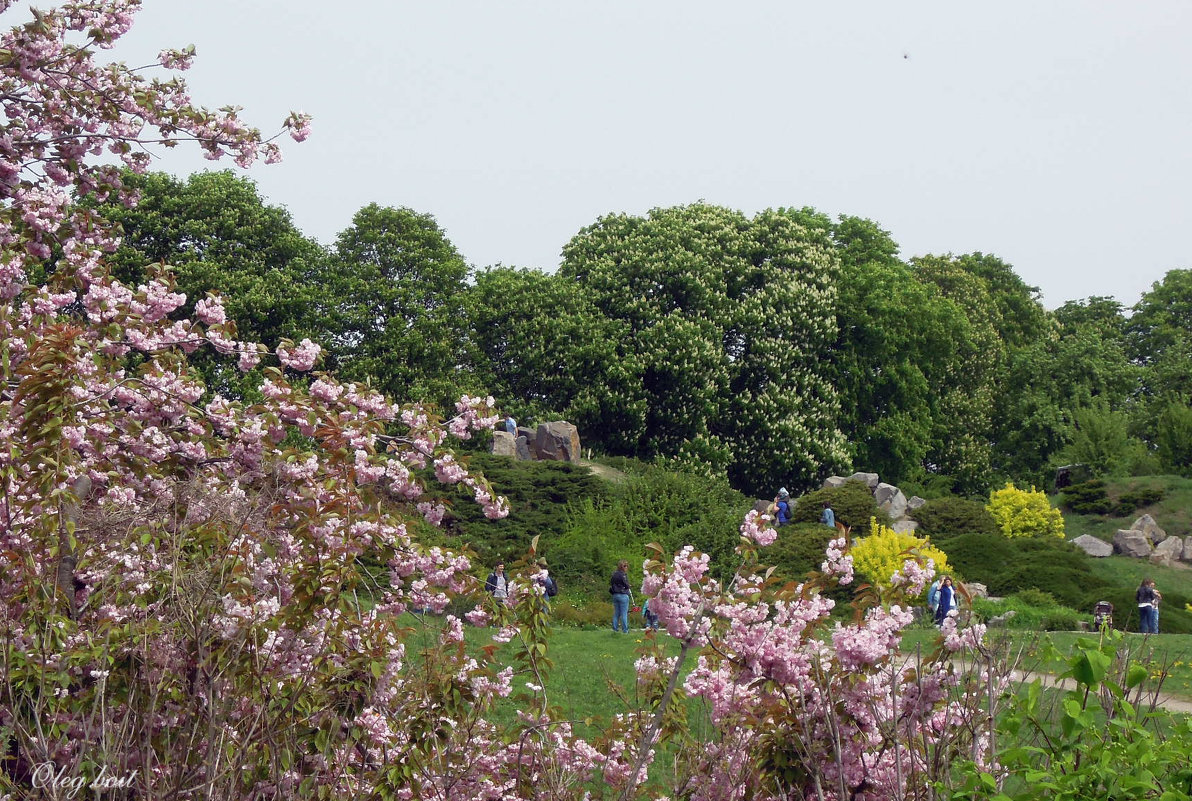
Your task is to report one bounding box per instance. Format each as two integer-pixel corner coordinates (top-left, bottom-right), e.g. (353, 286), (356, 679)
(1126, 269), (1192, 455)
(465, 266), (646, 450)
(327, 204), (470, 407)
(560, 203), (846, 495)
(90, 170), (329, 393)
(910, 255), (1003, 492)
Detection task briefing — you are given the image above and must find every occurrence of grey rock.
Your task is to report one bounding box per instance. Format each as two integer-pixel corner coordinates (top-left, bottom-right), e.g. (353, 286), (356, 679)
(1071, 534), (1114, 558)
(848, 472), (880, 489)
(1184, 536), (1192, 563)
(823, 476), (849, 489)
(907, 496), (927, 511)
(490, 430), (516, 457)
(1131, 514), (1167, 544)
(515, 435), (533, 461)
(516, 425), (536, 444)
(1113, 529), (1153, 558)
(892, 518), (919, 534)
(965, 582), (989, 599)
(753, 499), (772, 515)
(535, 421), (581, 463)
(988, 609), (1018, 627)
(874, 483), (908, 519)
(1150, 536), (1184, 566)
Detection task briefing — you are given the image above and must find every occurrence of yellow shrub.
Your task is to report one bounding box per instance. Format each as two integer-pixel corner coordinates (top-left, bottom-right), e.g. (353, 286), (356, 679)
(851, 518), (952, 591)
(986, 482), (1065, 539)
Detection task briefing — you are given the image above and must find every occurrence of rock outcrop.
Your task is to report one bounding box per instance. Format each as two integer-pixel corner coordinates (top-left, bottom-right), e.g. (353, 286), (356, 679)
(490, 420), (582, 463)
(1150, 536), (1185, 566)
(1071, 534), (1113, 558)
(1131, 514), (1167, 545)
(535, 421), (580, 463)
(1113, 528), (1153, 558)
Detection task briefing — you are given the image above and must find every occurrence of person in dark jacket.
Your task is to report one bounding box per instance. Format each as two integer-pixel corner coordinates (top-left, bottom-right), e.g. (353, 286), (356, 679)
(484, 563), (509, 600)
(610, 559), (632, 633)
(1137, 578), (1159, 634)
(933, 576), (956, 626)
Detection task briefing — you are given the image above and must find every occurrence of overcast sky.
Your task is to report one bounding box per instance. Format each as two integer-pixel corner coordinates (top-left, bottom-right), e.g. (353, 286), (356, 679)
(109, 1), (1191, 310)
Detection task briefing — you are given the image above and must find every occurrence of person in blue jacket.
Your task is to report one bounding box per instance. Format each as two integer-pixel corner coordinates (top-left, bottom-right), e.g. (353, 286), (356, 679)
(820, 502), (835, 529)
(773, 488), (792, 526)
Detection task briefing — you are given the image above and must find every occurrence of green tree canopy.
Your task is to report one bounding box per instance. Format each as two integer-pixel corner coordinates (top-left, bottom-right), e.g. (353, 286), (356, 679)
(326, 204), (471, 406)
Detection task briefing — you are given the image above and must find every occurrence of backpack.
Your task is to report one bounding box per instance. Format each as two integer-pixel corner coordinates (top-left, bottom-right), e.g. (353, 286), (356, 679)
(546, 576), (559, 597)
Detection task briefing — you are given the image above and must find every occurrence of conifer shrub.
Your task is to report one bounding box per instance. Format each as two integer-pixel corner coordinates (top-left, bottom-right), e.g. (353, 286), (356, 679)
(935, 533), (1103, 610)
(986, 482), (1065, 539)
(444, 454), (610, 565)
(1114, 486), (1164, 516)
(910, 497), (998, 537)
(1059, 479), (1112, 515)
(850, 519), (952, 591)
(790, 480), (889, 530)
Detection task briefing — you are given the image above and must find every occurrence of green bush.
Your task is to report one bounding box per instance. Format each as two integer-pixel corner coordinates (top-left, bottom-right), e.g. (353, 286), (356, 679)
(790, 481), (889, 531)
(910, 497), (997, 537)
(549, 598), (615, 629)
(1060, 479), (1112, 515)
(986, 482), (1065, 539)
(934, 533), (1106, 609)
(763, 524), (841, 583)
(971, 592), (1086, 631)
(1114, 486), (1164, 516)
(443, 454), (610, 566)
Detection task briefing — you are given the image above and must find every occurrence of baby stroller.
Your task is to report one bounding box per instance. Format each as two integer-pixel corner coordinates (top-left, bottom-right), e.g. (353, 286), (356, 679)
(1092, 601), (1113, 631)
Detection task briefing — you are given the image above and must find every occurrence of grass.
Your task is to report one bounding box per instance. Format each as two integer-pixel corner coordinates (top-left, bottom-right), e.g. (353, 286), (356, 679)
(1058, 474), (1192, 541)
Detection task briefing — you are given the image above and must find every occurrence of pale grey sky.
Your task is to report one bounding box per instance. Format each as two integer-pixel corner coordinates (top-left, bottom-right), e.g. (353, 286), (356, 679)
(111, 1), (1192, 309)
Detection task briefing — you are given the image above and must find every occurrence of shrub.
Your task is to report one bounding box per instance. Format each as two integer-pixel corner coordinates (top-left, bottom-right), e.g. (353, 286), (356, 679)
(1059, 479), (1113, 515)
(936, 533), (1105, 609)
(790, 480), (890, 531)
(762, 523), (839, 583)
(911, 497), (998, 537)
(1114, 486), (1164, 516)
(986, 482), (1065, 539)
(550, 598), (614, 629)
(850, 519), (952, 592)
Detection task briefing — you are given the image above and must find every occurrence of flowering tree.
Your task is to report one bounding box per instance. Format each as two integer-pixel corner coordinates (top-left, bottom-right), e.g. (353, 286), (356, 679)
(0, 3), (1000, 799)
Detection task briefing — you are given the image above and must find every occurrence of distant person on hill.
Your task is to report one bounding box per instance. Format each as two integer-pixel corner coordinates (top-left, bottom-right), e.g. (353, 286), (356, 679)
(773, 488), (792, 526)
(1137, 577), (1160, 634)
(927, 578), (942, 616)
(820, 501), (835, 529)
(505, 415), (517, 436)
(933, 576), (956, 626)
(484, 562), (509, 601)
(610, 559), (632, 633)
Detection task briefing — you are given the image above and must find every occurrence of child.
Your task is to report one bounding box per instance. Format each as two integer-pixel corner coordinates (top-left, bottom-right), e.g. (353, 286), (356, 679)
(642, 598), (659, 630)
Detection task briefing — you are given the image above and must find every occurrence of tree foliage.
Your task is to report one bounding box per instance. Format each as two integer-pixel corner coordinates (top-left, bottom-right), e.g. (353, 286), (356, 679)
(559, 203), (848, 496)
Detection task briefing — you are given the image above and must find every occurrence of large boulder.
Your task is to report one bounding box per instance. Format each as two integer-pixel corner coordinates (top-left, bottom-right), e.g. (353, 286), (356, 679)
(535, 421), (581, 463)
(822, 476), (848, 489)
(515, 435), (533, 461)
(1071, 534), (1113, 558)
(892, 518), (919, 534)
(848, 472), (880, 489)
(516, 425), (536, 445)
(874, 483), (908, 519)
(490, 430), (517, 457)
(964, 582), (989, 599)
(1113, 529), (1153, 558)
(907, 496), (927, 512)
(1150, 537), (1185, 566)
(1131, 514), (1167, 544)
(1184, 536), (1192, 563)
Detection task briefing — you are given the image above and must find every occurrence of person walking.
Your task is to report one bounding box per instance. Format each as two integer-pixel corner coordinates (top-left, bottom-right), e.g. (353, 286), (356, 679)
(485, 562), (509, 601)
(1137, 578), (1159, 634)
(933, 576), (956, 626)
(610, 559), (632, 633)
(820, 501), (835, 529)
(773, 488), (792, 527)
